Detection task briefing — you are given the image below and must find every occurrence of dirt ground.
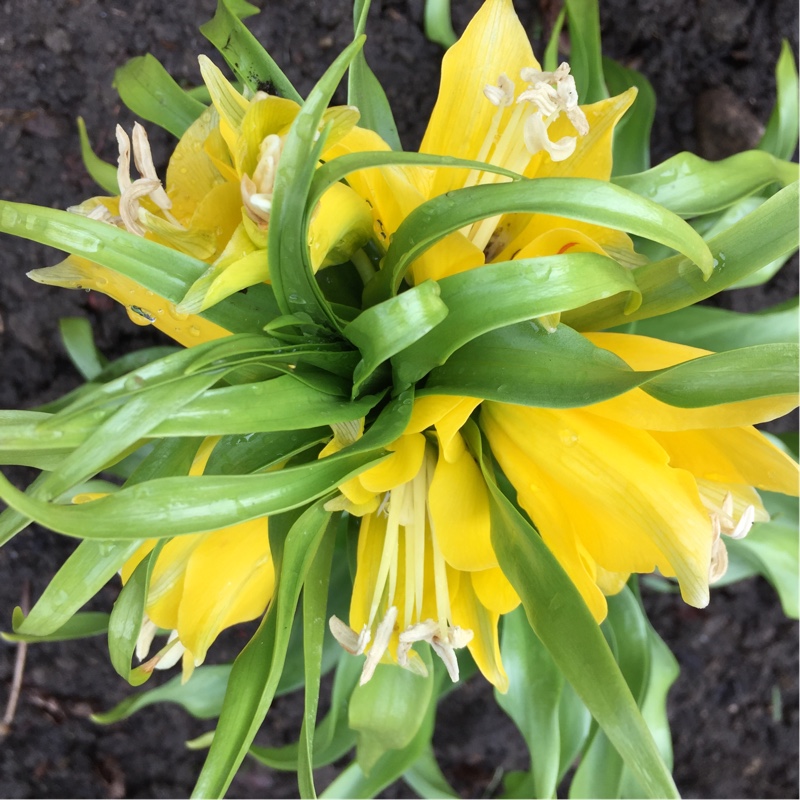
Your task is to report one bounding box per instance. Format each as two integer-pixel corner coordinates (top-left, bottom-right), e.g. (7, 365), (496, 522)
(0, 0), (797, 798)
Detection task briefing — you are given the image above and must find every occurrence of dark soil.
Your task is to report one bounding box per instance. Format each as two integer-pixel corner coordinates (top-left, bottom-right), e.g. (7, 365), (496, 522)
(0, 1), (797, 798)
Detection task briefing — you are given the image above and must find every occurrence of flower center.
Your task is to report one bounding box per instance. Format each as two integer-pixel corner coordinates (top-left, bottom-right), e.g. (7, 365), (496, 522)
(329, 444), (473, 685)
(464, 62), (589, 252)
(241, 133), (285, 226)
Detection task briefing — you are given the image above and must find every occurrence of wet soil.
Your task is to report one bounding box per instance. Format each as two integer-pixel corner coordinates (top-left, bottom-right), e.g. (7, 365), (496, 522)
(0, 1), (797, 798)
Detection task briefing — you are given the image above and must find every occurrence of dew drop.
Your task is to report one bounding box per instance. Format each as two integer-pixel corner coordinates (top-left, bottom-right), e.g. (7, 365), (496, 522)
(126, 305), (156, 326)
(558, 428), (579, 447)
(188, 325), (201, 338)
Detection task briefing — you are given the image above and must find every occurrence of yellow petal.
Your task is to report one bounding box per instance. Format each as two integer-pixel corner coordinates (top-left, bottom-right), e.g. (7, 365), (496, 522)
(177, 517), (274, 665)
(190, 436), (221, 476)
(308, 182), (372, 271)
(146, 534), (207, 630)
(166, 106), (226, 226)
(236, 94), (300, 177)
(471, 567), (520, 614)
(450, 573), (508, 692)
(326, 126), (484, 284)
(28, 256), (230, 347)
(513, 227), (608, 259)
(358, 433), (426, 494)
(594, 566), (630, 597)
(428, 432), (496, 571)
(482, 402), (714, 610)
(420, 0), (537, 199)
(120, 539), (158, 584)
(180, 249), (269, 314)
(350, 512), (387, 632)
(584, 332), (800, 430)
(479, 407), (608, 620)
(407, 395), (470, 434)
(651, 427), (800, 497)
(198, 55), (249, 156)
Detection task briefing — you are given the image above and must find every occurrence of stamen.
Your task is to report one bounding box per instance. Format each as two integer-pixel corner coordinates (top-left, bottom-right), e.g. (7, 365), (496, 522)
(329, 616), (371, 655)
(730, 505), (755, 540)
(135, 616), (158, 661)
(360, 605), (398, 685)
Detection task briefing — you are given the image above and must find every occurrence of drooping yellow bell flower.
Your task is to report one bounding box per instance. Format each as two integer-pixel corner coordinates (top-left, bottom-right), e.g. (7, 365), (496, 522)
(118, 437), (275, 682)
(326, 0), (640, 292)
(480, 333), (800, 621)
(322, 397), (516, 692)
(30, 56), (373, 343)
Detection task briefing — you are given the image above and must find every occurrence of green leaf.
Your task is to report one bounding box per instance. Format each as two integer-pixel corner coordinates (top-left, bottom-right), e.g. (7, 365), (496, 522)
(200, 0), (302, 103)
(269, 37), (365, 327)
(564, 0), (608, 104)
(393, 253), (640, 386)
(344, 281), (448, 395)
(612, 300), (799, 352)
(564, 182), (799, 330)
(59, 317), (107, 381)
(0, 447), (384, 541)
(471, 429), (679, 799)
(2, 611), (109, 643)
(423, 0), (457, 49)
(93, 665), (234, 724)
(759, 41), (799, 161)
(192, 502), (332, 799)
(402, 747), (459, 799)
(724, 491), (799, 619)
(2, 200), (276, 336)
(603, 57), (655, 177)
(349, 0), (401, 149)
(425, 322), (799, 410)
(614, 150), (798, 217)
(113, 54), (207, 138)
(107, 541), (165, 686)
(349, 651), (434, 774)
(76, 117), (119, 194)
(496, 606), (566, 798)
(320, 671), (442, 799)
(369, 177), (714, 304)
(298, 523), (337, 799)
(542, 7), (566, 72)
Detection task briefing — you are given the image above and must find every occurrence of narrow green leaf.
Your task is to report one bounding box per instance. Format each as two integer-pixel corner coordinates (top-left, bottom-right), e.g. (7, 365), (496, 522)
(59, 317), (107, 381)
(393, 253), (640, 386)
(2, 612), (109, 643)
(423, 0), (457, 49)
(603, 58), (655, 177)
(470, 429), (678, 799)
(2, 201), (277, 336)
(76, 117), (119, 194)
(759, 41), (799, 161)
(344, 281), (448, 395)
(113, 54), (207, 138)
(564, 182), (799, 330)
(496, 606), (565, 798)
(613, 300), (799, 352)
(200, 0), (302, 103)
(425, 322), (798, 410)
(298, 525), (337, 799)
(564, 0), (608, 104)
(349, 0), (401, 149)
(542, 7), (566, 72)
(369, 178), (714, 303)
(614, 150), (798, 217)
(0, 448), (384, 541)
(192, 502), (332, 799)
(93, 665), (233, 724)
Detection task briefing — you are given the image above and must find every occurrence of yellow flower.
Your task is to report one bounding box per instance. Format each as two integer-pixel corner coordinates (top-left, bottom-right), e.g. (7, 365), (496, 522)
(119, 438), (275, 682)
(323, 397), (516, 692)
(29, 57), (373, 345)
(327, 0), (640, 294)
(480, 333), (799, 621)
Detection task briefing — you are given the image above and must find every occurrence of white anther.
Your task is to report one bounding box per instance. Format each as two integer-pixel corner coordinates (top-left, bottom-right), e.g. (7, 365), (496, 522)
(399, 619), (439, 644)
(484, 73), (515, 107)
(135, 616), (158, 661)
(116, 124), (132, 193)
(730, 505), (756, 540)
(329, 616), (371, 655)
(523, 112), (577, 161)
(360, 606), (398, 686)
(429, 636), (461, 682)
(131, 122), (172, 211)
(119, 178), (162, 236)
(709, 536), (729, 584)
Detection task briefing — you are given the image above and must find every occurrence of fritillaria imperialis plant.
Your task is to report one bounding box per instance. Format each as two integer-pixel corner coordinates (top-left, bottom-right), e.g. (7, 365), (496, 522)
(1, 0), (798, 797)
